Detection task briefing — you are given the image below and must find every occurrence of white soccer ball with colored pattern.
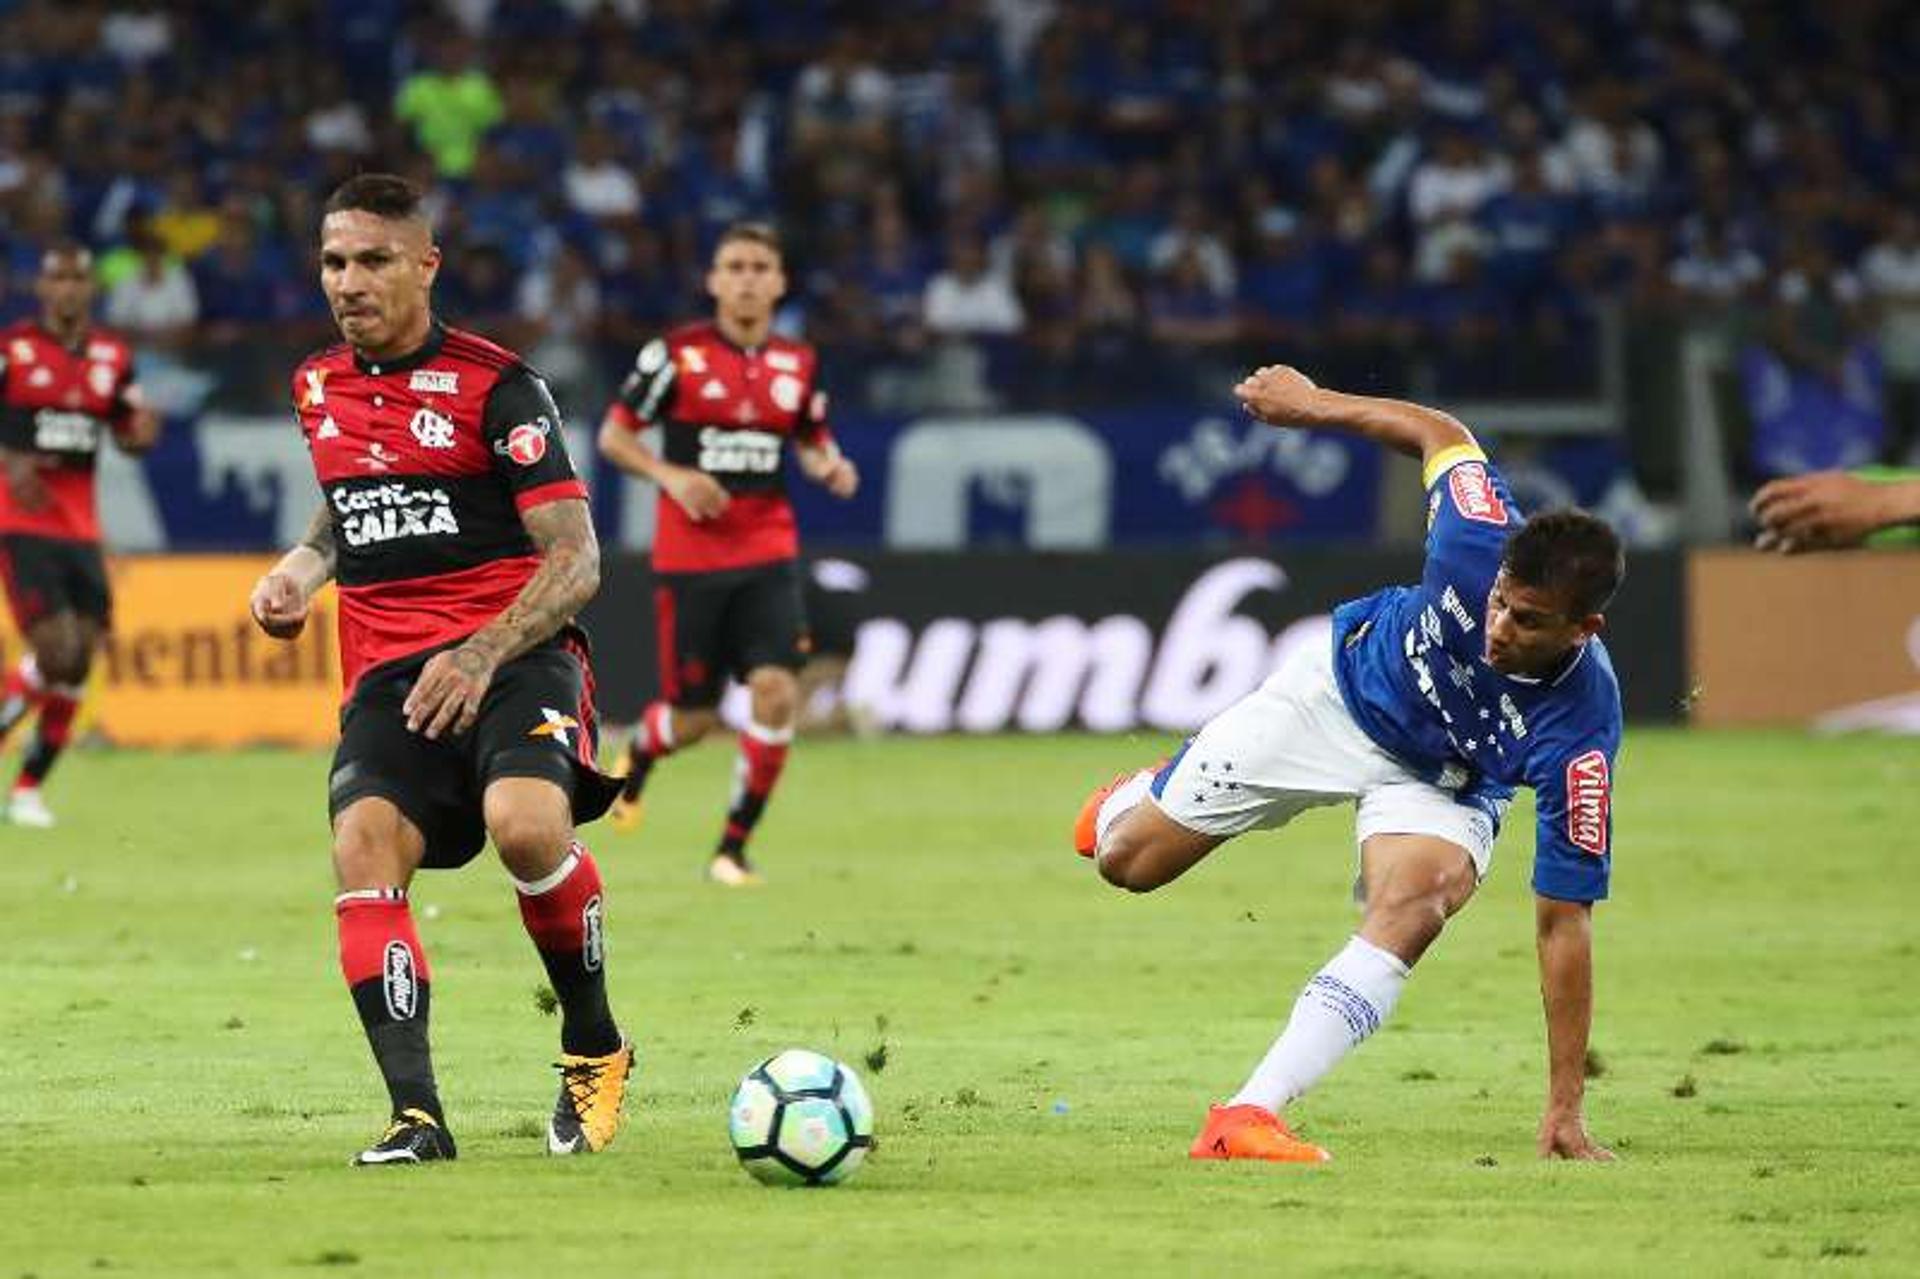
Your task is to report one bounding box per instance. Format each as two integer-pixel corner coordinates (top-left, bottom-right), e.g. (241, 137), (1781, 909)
(728, 1049), (874, 1186)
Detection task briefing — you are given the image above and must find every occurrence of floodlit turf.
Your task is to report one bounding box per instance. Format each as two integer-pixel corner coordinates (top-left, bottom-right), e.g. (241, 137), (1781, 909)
(2, 730), (1917, 1277)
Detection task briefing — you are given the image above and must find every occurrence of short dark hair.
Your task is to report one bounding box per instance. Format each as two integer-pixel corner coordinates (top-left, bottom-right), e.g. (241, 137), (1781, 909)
(323, 173), (426, 223)
(714, 221), (783, 260)
(1501, 509), (1624, 617)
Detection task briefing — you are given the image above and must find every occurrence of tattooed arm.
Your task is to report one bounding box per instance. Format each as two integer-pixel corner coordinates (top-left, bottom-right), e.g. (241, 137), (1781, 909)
(464, 498), (600, 667)
(403, 498), (601, 739)
(250, 505), (336, 640)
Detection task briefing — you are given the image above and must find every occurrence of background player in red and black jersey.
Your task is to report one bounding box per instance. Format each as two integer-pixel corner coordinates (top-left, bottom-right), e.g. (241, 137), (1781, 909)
(598, 223), (859, 886)
(0, 244), (159, 828)
(246, 175), (631, 1166)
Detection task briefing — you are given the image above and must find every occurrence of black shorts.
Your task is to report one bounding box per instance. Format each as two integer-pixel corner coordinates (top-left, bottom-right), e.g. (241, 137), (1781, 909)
(328, 632), (622, 870)
(654, 559), (807, 708)
(0, 533), (110, 629)
(802, 561), (867, 661)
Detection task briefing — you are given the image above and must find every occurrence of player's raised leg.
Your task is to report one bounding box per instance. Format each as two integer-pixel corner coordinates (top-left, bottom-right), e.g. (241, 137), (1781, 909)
(1198, 833), (1479, 1163)
(609, 576), (721, 832)
(487, 776), (634, 1155)
(711, 664), (796, 885)
(610, 701), (715, 831)
(332, 797), (452, 1166)
(1086, 782), (1225, 893)
(7, 611), (99, 827)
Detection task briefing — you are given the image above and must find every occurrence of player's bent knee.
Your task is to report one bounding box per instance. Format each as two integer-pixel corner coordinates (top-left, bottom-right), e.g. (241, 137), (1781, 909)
(331, 800), (422, 890)
(1095, 829), (1169, 894)
(483, 779), (575, 878)
(674, 707), (720, 745)
(35, 642), (86, 686)
(746, 668), (798, 725)
(487, 810), (568, 871)
(1362, 870), (1472, 957)
(1096, 847), (1154, 893)
(1364, 892), (1450, 943)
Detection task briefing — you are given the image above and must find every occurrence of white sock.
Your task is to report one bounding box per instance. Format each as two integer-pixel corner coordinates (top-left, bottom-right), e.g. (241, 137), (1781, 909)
(1228, 935), (1411, 1113)
(1094, 768), (1157, 851)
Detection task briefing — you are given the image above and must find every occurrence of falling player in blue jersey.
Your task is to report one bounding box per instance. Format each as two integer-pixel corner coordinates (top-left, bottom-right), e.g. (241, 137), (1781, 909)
(1074, 365), (1623, 1164)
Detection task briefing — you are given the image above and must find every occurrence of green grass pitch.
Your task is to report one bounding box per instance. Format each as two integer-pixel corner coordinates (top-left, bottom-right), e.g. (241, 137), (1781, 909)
(1, 730), (1916, 1276)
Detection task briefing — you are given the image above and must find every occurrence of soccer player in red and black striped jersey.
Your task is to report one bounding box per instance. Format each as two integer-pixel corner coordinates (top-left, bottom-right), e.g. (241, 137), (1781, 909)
(248, 174), (630, 1166)
(0, 244), (160, 827)
(598, 224), (858, 886)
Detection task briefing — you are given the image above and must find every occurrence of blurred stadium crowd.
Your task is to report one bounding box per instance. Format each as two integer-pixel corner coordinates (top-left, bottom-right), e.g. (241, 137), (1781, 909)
(0, 0), (1916, 457)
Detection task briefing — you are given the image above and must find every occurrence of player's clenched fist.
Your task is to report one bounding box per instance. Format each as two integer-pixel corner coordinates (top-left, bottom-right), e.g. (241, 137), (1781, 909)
(250, 570), (310, 639)
(1235, 364), (1322, 426)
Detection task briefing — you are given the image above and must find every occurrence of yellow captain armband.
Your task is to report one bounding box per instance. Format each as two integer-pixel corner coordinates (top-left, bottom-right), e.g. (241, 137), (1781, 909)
(1422, 442), (1487, 490)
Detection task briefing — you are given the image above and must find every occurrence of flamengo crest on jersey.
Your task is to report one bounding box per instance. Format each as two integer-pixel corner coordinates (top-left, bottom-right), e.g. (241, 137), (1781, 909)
(1330, 448), (1622, 903)
(410, 407), (457, 449)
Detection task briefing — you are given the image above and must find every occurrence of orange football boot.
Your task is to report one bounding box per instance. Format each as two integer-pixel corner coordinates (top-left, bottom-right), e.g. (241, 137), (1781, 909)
(1072, 772), (1132, 858)
(1188, 1104), (1331, 1163)
(1072, 760), (1169, 859)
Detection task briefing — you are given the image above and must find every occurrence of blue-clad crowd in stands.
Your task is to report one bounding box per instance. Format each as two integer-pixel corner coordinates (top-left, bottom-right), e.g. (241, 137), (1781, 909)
(1, 0), (1917, 444)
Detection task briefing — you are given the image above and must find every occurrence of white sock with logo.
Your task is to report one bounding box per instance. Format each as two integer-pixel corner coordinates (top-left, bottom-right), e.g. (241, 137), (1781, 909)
(1094, 768), (1158, 851)
(1228, 935), (1411, 1113)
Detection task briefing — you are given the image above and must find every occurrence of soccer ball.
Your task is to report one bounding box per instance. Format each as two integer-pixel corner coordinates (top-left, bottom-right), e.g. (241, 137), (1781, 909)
(728, 1049), (874, 1186)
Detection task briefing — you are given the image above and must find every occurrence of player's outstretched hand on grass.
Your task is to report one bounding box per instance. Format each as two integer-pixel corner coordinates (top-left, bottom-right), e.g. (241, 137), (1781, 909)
(250, 570), (311, 640)
(1537, 1106), (1616, 1162)
(663, 465), (731, 522)
(1750, 470), (1903, 553)
(405, 644), (496, 740)
(1235, 364), (1321, 427)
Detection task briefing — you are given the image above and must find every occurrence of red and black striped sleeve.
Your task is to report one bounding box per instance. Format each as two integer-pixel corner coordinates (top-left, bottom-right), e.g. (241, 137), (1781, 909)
(112, 361), (146, 427)
(798, 372), (834, 449)
(0, 346), (30, 445)
(606, 336), (676, 434)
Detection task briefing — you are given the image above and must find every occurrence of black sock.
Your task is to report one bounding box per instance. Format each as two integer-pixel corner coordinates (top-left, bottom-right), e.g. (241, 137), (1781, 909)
(517, 849), (621, 1057)
(538, 952), (620, 1057)
(338, 893), (444, 1123)
(348, 979), (443, 1120)
(619, 742), (657, 804)
(17, 686), (79, 788)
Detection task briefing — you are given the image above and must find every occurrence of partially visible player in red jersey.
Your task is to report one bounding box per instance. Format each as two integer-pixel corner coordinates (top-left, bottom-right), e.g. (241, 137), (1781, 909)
(248, 174), (631, 1166)
(0, 243), (159, 827)
(598, 223), (858, 886)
